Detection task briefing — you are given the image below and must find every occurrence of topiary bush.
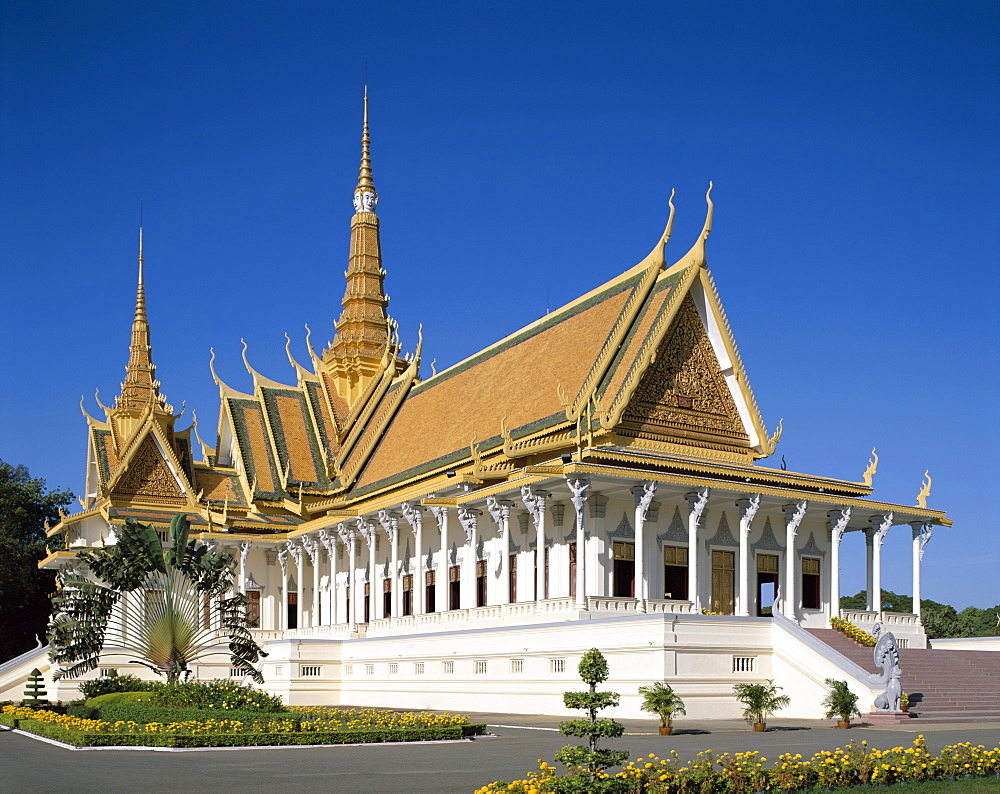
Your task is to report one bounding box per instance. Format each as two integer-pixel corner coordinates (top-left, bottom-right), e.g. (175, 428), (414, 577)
(79, 671), (154, 700)
(147, 679), (284, 712)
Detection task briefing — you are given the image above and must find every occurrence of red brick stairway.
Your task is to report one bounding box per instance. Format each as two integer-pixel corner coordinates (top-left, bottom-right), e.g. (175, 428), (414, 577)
(806, 629), (1000, 723)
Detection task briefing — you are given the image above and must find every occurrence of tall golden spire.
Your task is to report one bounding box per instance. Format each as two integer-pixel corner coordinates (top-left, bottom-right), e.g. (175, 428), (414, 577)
(115, 226), (170, 415)
(323, 89), (402, 405)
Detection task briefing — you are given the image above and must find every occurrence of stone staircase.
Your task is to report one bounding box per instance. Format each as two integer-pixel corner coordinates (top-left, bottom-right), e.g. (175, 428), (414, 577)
(806, 629), (1000, 724)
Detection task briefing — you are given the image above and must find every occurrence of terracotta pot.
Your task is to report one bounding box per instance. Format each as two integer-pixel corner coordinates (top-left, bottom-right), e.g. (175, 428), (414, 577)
(659, 725), (673, 735)
(837, 720), (851, 729)
(753, 722), (766, 732)
(901, 705), (908, 713)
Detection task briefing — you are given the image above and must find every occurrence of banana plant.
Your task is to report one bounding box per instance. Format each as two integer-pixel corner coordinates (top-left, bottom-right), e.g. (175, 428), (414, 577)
(48, 515), (265, 683)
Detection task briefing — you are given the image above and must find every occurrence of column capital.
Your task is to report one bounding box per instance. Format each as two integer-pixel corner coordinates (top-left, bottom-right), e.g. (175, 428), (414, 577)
(910, 520), (933, 558)
(457, 506), (481, 544)
(736, 494), (762, 532)
(632, 481), (657, 524)
(685, 488), (710, 519)
(869, 513), (894, 547)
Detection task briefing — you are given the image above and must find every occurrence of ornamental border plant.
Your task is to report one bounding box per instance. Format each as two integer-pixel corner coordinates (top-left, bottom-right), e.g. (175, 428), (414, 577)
(830, 615), (877, 646)
(732, 680), (790, 731)
(475, 734), (1000, 792)
(637, 681), (686, 734)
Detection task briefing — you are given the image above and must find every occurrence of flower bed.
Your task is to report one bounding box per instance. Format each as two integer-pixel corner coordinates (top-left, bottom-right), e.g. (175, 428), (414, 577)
(1, 705), (485, 748)
(478, 736), (1000, 791)
(830, 616), (877, 647)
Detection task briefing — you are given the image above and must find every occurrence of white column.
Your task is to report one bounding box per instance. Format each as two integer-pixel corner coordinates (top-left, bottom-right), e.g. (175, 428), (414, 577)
(487, 496), (512, 605)
(357, 517), (374, 623)
(736, 495), (761, 616)
(458, 507), (479, 609)
(319, 529), (337, 626)
(239, 541), (250, 596)
(519, 486), (550, 609)
(870, 513), (893, 616)
(909, 521), (932, 620)
(827, 508), (851, 621)
(402, 503), (425, 615)
(782, 501), (807, 618)
(567, 478), (589, 611)
(685, 489), (709, 610)
(347, 528), (360, 628)
(865, 529), (875, 610)
(278, 548), (289, 630)
(631, 482), (657, 613)
(430, 505), (449, 611)
(303, 538), (319, 628)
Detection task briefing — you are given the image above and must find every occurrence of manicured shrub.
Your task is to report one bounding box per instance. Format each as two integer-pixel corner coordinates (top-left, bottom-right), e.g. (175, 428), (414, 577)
(87, 690), (154, 707)
(79, 671), (154, 699)
(94, 703), (301, 727)
(147, 679), (284, 712)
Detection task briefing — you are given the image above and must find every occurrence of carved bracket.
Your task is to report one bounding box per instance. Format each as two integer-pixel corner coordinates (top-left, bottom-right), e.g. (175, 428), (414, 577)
(736, 494), (761, 536)
(457, 507), (480, 545)
(632, 481), (658, 525)
(870, 513), (894, 549)
(828, 507), (852, 546)
(783, 500), (808, 540)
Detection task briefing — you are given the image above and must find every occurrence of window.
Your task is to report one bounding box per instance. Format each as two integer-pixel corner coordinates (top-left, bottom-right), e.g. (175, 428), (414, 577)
(510, 659), (524, 674)
(274, 665), (283, 676)
(663, 545), (688, 600)
(230, 667), (242, 677)
(287, 592), (298, 629)
(343, 664), (353, 676)
(414, 662), (425, 675)
(365, 663), (374, 676)
(569, 543), (577, 598)
(801, 557), (821, 609)
(443, 661), (454, 674)
(474, 660), (488, 675)
(402, 574), (413, 616)
(425, 570), (436, 613)
(550, 658), (566, 674)
(732, 656), (756, 673)
(383, 577), (392, 618)
(388, 663), (398, 675)
(612, 541), (635, 598)
(509, 554), (517, 602)
(245, 590), (261, 628)
(363, 583), (370, 624)
(449, 565), (461, 610)
(301, 665), (321, 677)
(99, 668), (117, 677)
(476, 560), (487, 607)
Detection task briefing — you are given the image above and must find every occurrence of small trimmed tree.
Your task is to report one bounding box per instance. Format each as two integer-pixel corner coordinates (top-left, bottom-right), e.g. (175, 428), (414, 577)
(554, 648), (627, 787)
(23, 668), (48, 706)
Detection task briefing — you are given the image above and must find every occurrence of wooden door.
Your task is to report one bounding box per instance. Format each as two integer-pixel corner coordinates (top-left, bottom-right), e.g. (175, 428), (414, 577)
(711, 550), (735, 615)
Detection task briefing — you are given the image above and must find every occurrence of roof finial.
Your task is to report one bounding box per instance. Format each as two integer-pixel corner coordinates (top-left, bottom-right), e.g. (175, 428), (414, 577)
(353, 86), (377, 214)
(135, 222), (146, 322)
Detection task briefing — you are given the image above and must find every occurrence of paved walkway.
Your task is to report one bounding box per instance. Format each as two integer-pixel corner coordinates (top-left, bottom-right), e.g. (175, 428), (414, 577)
(2, 713), (999, 793)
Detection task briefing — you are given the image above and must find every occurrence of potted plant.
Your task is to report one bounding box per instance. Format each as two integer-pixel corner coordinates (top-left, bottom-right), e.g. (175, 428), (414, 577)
(733, 680), (790, 732)
(900, 692), (909, 713)
(822, 678), (861, 728)
(638, 681), (686, 735)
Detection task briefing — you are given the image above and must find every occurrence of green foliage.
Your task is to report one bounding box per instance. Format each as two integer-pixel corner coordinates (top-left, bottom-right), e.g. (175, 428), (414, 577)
(822, 678), (862, 722)
(556, 649), (628, 788)
(840, 589), (1000, 640)
(0, 460), (73, 662)
(22, 668), (49, 706)
(86, 690), (154, 707)
(48, 515), (266, 682)
(147, 679), (284, 712)
(79, 671), (154, 699)
(732, 680), (790, 727)
(638, 681), (686, 728)
(93, 703), (300, 727)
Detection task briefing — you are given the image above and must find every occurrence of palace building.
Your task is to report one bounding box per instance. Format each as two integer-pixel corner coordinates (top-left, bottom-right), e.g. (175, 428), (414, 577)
(17, 97), (958, 719)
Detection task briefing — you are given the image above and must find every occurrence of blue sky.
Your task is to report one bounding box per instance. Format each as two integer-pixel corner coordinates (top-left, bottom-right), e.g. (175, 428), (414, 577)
(2, 1), (997, 609)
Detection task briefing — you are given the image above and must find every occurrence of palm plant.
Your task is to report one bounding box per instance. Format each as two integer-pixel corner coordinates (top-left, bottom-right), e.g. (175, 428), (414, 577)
(638, 681), (686, 731)
(822, 678), (862, 725)
(733, 680), (790, 729)
(49, 515), (265, 683)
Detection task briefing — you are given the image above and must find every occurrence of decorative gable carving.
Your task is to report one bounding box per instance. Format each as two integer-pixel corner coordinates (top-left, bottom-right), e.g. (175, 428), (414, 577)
(112, 435), (184, 502)
(619, 294), (749, 454)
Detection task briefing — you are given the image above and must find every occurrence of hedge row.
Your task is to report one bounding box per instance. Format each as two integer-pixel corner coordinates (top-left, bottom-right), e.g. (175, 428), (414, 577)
(86, 703), (302, 726)
(1, 713), (486, 747)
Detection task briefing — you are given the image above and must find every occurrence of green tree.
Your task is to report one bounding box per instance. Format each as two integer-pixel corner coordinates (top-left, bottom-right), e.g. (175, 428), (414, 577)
(0, 461), (74, 662)
(958, 605), (1000, 637)
(554, 648), (628, 788)
(48, 514), (266, 683)
(920, 600), (961, 638)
